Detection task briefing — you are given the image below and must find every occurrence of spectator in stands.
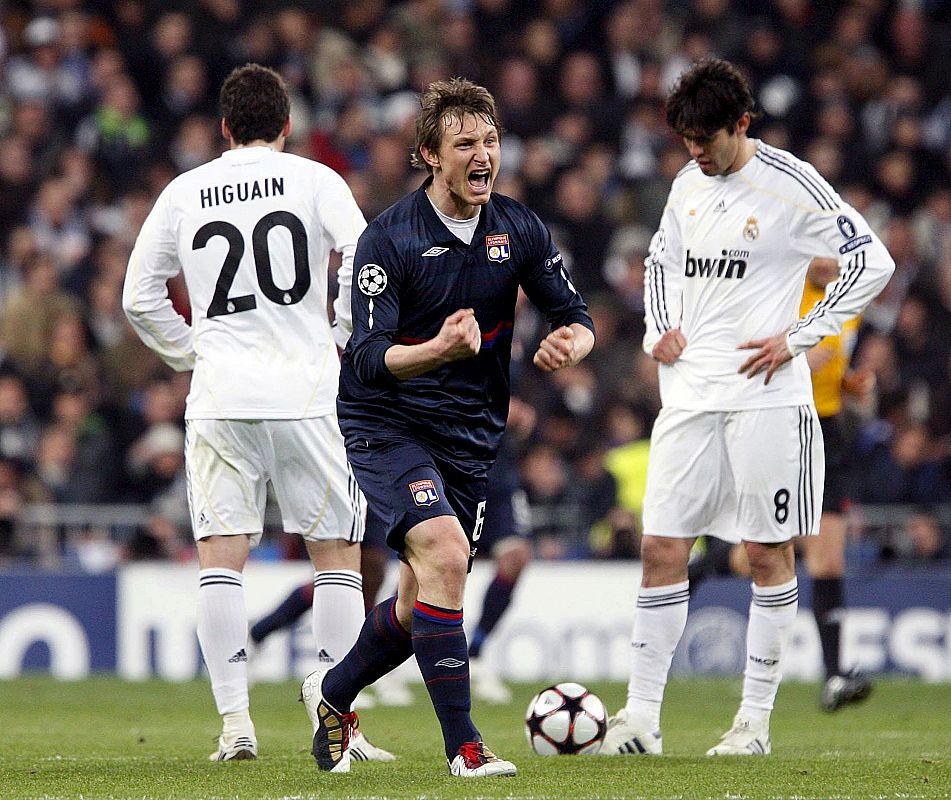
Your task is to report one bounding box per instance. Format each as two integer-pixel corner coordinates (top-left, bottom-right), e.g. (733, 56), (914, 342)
(75, 74), (151, 192)
(881, 512), (949, 562)
(0, 227), (38, 304)
(1, 251), (80, 377)
(0, 372), (41, 468)
(521, 443), (583, 559)
(0, 137), (39, 241)
(27, 176), (91, 279)
(861, 420), (948, 506)
(124, 422), (185, 505)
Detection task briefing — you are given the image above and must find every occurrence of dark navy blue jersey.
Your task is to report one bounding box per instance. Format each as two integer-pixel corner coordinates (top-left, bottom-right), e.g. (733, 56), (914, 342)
(338, 178), (594, 471)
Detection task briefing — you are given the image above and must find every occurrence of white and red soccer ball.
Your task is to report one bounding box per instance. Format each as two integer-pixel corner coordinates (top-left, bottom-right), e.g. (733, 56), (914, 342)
(524, 682), (607, 755)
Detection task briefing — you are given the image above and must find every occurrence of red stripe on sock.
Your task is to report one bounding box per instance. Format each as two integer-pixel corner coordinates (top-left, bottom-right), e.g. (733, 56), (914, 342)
(414, 601), (463, 622)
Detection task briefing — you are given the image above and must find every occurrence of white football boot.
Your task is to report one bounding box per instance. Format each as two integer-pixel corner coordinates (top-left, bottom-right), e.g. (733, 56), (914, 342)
(599, 708), (662, 755)
(300, 668), (396, 770)
(706, 713), (771, 756)
(208, 733), (257, 761)
(349, 718), (396, 762)
(448, 741), (517, 777)
(301, 668), (354, 773)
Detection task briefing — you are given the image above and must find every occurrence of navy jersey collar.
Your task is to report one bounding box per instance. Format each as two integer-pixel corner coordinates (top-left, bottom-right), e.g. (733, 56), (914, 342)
(414, 177), (499, 245)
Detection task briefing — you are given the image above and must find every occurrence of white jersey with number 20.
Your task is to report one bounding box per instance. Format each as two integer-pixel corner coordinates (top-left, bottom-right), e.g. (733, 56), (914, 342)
(124, 146), (366, 419)
(643, 141), (894, 411)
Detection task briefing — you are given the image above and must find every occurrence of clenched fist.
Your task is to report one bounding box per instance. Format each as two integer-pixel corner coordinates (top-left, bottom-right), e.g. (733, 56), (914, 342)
(534, 326), (578, 372)
(433, 308), (482, 363)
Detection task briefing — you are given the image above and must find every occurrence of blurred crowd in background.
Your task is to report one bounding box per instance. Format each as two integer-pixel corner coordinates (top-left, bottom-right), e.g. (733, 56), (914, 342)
(1, 0), (950, 571)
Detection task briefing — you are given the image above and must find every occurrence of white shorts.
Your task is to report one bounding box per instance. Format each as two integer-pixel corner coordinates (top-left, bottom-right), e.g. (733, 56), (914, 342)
(184, 417), (365, 546)
(642, 405), (824, 544)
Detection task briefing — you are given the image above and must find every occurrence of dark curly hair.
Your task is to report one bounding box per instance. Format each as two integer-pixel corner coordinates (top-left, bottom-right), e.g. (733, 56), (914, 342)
(665, 59), (757, 138)
(411, 77), (502, 173)
(219, 63), (290, 145)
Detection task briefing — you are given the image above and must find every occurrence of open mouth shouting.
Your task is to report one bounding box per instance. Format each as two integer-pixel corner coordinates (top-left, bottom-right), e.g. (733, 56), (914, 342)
(468, 169), (491, 193)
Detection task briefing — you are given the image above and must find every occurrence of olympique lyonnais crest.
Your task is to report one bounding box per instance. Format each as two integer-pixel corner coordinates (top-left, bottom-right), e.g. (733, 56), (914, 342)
(486, 233), (510, 263)
(409, 479), (439, 507)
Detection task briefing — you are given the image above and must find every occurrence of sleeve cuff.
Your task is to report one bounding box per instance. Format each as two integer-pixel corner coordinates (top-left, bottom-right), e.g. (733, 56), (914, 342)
(331, 322), (350, 350)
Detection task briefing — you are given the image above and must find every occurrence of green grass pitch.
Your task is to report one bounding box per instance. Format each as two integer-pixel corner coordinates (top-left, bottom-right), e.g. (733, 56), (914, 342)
(0, 677), (948, 799)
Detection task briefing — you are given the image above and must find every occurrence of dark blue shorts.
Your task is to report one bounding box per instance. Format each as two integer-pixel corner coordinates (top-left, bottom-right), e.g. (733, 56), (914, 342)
(346, 435), (488, 559)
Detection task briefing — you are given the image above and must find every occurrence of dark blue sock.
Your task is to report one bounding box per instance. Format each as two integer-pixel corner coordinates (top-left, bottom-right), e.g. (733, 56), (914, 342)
(250, 584), (312, 643)
(468, 573), (517, 658)
(322, 596), (412, 710)
(412, 600), (480, 759)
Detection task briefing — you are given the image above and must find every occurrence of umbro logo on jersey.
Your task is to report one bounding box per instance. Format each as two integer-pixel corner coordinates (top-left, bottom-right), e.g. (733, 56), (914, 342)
(712, 200), (727, 214)
(421, 246), (449, 257)
(684, 249), (748, 279)
(228, 649), (247, 663)
(434, 658), (465, 668)
(317, 649), (334, 663)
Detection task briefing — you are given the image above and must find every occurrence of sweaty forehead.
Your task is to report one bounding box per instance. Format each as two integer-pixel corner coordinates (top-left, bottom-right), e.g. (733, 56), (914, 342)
(441, 112), (497, 138)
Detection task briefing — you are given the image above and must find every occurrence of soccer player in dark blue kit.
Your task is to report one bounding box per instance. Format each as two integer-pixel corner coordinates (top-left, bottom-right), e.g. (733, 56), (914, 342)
(301, 78), (595, 777)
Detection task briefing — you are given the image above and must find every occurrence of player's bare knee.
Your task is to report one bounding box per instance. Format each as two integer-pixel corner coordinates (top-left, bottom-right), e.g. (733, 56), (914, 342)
(640, 535), (692, 586)
(744, 540), (795, 585)
(495, 538), (531, 579)
(306, 538), (361, 572)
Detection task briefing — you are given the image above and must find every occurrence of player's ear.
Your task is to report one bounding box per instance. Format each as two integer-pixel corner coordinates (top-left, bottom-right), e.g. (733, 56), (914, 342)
(419, 144), (440, 171)
(221, 118), (231, 142)
(282, 116), (292, 139)
(735, 112), (751, 136)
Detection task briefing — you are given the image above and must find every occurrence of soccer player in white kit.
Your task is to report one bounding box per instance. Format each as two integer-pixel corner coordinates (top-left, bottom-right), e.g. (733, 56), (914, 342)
(123, 64), (392, 763)
(601, 59), (895, 757)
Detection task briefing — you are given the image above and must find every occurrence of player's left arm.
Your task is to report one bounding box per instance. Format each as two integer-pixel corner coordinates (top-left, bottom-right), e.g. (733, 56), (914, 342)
(316, 168), (368, 349)
(533, 323), (595, 372)
(739, 194), (894, 384)
(519, 212), (596, 372)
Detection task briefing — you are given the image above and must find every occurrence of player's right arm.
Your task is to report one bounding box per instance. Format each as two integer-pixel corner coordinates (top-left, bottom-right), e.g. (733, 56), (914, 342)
(347, 223), (481, 384)
(122, 187), (196, 371)
(643, 195), (686, 363)
(384, 308), (481, 380)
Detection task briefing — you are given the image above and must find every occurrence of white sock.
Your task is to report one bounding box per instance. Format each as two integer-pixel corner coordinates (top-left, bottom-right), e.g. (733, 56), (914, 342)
(740, 578), (799, 723)
(312, 570), (365, 665)
(197, 568), (250, 717)
(223, 710), (255, 741)
(624, 580), (690, 732)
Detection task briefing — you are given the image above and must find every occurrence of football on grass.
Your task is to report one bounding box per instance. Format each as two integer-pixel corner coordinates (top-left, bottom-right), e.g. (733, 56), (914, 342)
(525, 682), (607, 755)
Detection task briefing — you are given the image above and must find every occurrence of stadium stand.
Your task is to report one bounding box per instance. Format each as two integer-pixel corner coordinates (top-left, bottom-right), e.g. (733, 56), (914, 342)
(0, 0), (950, 570)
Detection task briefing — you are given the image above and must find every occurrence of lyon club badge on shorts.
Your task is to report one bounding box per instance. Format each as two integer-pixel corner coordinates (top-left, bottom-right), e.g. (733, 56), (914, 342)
(486, 233), (510, 263)
(409, 479), (439, 507)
